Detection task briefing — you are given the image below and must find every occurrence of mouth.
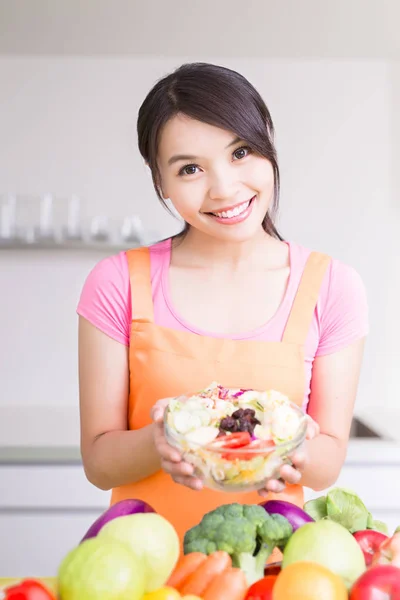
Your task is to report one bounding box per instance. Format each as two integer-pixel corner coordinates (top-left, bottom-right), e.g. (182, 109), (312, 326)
(205, 196), (256, 223)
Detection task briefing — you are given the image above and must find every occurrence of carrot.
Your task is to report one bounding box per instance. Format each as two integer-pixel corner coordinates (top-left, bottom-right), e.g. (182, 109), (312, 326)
(166, 552), (208, 589)
(202, 567), (248, 600)
(178, 551), (232, 596)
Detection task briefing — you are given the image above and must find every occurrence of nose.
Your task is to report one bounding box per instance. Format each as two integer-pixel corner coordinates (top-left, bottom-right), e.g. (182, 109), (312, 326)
(208, 165), (239, 202)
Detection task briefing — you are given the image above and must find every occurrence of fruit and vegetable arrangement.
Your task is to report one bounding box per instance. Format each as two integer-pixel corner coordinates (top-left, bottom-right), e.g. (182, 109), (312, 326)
(164, 383), (308, 492)
(3, 490), (400, 600)
(2, 384), (399, 598)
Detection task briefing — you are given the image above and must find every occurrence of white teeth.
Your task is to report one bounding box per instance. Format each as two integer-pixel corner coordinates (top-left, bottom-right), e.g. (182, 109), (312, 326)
(213, 199), (251, 219)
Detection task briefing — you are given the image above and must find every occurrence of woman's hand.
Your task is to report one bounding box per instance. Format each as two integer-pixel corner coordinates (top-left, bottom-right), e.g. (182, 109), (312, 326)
(151, 398), (204, 491)
(258, 415), (320, 497)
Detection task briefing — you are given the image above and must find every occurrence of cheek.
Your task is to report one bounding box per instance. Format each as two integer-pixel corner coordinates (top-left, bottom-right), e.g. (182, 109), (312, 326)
(250, 161), (275, 192)
(167, 182), (205, 219)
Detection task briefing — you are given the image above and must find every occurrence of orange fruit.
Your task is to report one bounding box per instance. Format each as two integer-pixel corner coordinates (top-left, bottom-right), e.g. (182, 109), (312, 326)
(273, 561), (348, 599)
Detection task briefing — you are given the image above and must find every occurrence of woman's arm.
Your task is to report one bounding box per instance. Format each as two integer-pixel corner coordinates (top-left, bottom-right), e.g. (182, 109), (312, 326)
(261, 337), (366, 496)
(301, 337), (366, 490)
(78, 316), (162, 490)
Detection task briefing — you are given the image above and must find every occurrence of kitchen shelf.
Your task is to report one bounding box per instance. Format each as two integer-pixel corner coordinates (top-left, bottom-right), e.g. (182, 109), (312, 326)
(0, 239), (145, 252)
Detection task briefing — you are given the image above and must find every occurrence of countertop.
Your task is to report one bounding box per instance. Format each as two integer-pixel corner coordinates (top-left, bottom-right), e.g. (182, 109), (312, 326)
(1, 438), (400, 466)
(1, 404), (399, 465)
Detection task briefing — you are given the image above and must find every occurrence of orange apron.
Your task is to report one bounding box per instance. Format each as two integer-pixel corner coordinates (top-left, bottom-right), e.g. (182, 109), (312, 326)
(111, 246), (330, 545)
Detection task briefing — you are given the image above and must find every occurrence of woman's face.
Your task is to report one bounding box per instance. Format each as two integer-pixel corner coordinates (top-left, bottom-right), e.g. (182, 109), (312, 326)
(157, 114), (275, 243)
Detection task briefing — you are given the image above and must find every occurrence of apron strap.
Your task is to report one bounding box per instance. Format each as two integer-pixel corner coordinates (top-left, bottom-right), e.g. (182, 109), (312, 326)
(282, 251), (331, 345)
(126, 247), (154, 322)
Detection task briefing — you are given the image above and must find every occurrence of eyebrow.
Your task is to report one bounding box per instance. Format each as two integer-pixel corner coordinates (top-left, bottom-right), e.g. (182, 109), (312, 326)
(167, 136), (243, 166)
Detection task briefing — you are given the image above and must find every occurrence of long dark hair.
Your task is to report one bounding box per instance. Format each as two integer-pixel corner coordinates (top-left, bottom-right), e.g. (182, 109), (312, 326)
(137, 62), (283, 241)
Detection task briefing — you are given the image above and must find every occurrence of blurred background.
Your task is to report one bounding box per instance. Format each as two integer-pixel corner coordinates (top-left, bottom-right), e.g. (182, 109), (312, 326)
(0, 0), (399, 576)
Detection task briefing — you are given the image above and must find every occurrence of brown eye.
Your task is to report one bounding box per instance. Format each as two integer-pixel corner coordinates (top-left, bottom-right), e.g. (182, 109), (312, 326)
(179, 164), (199, 176)
(233, 146), (251, 160)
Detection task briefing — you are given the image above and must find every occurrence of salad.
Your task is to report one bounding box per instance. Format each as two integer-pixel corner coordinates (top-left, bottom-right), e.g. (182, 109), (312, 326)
(164, 382), (307, 492)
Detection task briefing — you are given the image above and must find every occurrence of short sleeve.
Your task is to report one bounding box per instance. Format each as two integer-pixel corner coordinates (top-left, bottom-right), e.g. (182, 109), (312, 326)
(76, 252), (131, 346)
(316, 260), (369, 356)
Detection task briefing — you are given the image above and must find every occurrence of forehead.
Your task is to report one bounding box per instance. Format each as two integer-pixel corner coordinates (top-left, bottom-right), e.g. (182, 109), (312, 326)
(158, 114), (235, 161)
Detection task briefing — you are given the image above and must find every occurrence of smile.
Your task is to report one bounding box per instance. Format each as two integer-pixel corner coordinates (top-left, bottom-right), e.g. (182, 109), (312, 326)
(212, 199), (251, 219)
(205, 196), (256, 225)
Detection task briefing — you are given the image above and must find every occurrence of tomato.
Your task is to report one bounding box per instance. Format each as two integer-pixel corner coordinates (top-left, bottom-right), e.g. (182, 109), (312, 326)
(213, 433), (276, 461)
(350, 564), (400, 599)
(244, 575), (278, 599)
(213, 432), (252, 449)
(248, 439), (276, 455)
(212, 432), (252, 460)
(353, 530), (389, 566)
(3, 579), (55, 599)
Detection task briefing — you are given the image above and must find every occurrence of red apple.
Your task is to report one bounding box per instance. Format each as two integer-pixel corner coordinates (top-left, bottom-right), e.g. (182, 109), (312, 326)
(372, 532), (400, 568)
(350, 564), (400, 599)
(353, 530), (389, 566)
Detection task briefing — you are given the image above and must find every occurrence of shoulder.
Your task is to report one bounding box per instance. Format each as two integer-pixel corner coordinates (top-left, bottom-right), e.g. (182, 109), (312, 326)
(288, 240), (367, 300)
(77, 251), (131, 345)
(76, 240), (171, 345)
(80, 251), (130, 299)
(288, 240), (369, 354)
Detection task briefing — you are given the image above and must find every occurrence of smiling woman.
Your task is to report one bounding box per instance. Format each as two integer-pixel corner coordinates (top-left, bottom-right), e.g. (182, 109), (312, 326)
(137, 63), (281, 243)
(155, 115), (275, 243)
(76, 62), (369, 543)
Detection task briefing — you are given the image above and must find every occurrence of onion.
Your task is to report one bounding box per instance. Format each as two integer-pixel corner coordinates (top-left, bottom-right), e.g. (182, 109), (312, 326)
(80, 498), (155, 542)
(260, 499), (314, 532)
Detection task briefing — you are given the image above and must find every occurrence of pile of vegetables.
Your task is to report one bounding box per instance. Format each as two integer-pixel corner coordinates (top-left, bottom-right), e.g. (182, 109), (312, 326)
(2, 490), (400, 600)
(179, 489), (400, 598)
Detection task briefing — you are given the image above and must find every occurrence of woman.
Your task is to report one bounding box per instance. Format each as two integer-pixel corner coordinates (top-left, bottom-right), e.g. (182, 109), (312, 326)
(77, 63), (368, 542)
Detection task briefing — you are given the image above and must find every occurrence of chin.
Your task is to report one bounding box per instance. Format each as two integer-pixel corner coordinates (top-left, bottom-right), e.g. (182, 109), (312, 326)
(207, 221), (265, 244)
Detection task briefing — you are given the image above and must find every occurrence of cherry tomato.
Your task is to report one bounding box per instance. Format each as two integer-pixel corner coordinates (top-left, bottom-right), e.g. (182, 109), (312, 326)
(245, 575), (278, 599)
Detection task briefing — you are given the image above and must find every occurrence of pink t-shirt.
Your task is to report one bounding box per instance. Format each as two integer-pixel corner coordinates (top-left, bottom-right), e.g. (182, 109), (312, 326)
(77, 238), (369, 410)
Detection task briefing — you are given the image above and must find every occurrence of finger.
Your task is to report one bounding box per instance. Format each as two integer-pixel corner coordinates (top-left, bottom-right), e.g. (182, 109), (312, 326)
(161, 458), (195, 476)
(154, 425), (182, 463)
(279, 464), (302, 485)
(151, 397), (174, 422)
(172, 475), (204, 491)
(305, 416), (320, 440)
(160, 461), (203, 491)
(289, 451), (307, 472)
(155, 439), (182, 463)
(262, 478), (287, 494)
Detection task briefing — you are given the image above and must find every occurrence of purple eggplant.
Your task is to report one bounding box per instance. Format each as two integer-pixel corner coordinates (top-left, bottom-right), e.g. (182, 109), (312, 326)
(259, 499), (314, 532)
(80, 498), (155, 542)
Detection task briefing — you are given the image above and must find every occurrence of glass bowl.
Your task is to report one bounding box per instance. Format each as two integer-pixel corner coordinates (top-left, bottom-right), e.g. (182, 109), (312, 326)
(163, 388), (308, 493)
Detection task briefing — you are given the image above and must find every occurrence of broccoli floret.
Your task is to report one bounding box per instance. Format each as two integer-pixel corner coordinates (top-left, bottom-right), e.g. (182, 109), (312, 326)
(183, 503), (293, 585)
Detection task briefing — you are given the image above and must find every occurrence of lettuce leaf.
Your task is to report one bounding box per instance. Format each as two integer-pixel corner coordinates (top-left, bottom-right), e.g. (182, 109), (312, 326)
(325, 488), (370, 533)
(304, 496), (328, 521)
(304, 487), (390, 535)
(370, 520), (389, 535)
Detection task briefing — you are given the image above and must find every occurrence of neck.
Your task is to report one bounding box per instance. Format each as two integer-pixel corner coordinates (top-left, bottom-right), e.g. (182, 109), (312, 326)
(173, 226), (278, 270)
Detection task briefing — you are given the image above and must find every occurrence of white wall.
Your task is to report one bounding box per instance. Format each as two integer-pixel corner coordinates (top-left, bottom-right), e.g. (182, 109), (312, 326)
(0, 57), (398, 425)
